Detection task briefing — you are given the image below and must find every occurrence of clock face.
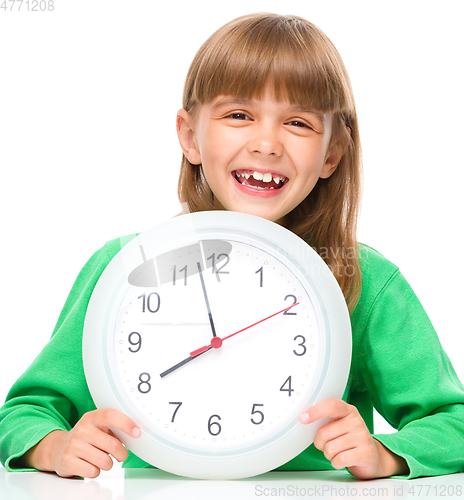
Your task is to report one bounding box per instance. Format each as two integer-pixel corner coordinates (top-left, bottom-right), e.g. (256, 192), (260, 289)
(83, 211), (351, 479)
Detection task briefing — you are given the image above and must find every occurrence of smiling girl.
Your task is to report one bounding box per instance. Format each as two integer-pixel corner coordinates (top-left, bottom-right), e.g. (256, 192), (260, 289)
(1, 12), (463, 481)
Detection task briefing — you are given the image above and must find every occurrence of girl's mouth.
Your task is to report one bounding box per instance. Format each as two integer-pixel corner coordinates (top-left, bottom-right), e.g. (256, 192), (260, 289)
(233, 170), (287, 190)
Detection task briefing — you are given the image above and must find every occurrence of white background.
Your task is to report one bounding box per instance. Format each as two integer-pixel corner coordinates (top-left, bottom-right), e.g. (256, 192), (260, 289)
(0, 0), (463, 444)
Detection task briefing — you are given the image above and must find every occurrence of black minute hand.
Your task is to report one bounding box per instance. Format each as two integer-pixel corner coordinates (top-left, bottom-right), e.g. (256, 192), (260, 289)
(159, 263), (217, 379)
(197, 261), (217, 338)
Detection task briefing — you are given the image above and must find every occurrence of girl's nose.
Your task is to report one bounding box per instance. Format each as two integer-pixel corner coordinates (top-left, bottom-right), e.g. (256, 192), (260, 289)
(248, 124), (283, 157)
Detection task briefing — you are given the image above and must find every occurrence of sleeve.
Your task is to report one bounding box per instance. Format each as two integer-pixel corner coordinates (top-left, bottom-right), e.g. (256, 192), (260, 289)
(0, 244), (113, 471)
(357, 269), (464, 478)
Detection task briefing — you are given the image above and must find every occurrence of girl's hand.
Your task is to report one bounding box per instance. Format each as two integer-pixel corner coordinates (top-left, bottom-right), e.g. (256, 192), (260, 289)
(22, 408), (141, 478)
(299, 399), (409, 479)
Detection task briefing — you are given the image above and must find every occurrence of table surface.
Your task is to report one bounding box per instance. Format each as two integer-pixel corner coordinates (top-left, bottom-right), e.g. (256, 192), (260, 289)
(1, 467), (463, 500)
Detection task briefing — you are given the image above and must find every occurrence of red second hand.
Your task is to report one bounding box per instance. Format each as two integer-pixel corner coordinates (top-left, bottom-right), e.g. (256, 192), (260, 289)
(189, 302), (299, 358)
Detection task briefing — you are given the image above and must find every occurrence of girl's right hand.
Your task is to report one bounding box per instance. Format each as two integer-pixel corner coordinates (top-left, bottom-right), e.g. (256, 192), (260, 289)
(22, 408), (141, 478)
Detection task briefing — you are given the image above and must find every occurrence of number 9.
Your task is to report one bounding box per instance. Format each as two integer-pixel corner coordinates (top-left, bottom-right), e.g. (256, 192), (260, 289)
(128, 332), (142, 353)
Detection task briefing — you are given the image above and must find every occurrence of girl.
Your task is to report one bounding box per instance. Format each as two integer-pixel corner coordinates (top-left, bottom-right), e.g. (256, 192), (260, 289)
(1, 13), (463, 481)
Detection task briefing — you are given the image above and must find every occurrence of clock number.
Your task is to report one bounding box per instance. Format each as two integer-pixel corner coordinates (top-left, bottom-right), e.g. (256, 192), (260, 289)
(280, 376), (294, 397)
(208, 414), (222, 436)
(283, 295), (297, 315)
(255, 267), (263, 287)
(250, 404), (264, 425)
(138, 292), (160, 313)
(293, 335), (307, 356)
(128, 332), (142, 353)
(173, 265), (187, 286)
(138, 373), (151, 393)
(207, 253), (230, 274)
(169, 402), (182, 422)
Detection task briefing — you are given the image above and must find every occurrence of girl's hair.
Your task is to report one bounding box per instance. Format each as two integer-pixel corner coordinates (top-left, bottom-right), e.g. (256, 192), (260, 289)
(178, 13), (362, 311)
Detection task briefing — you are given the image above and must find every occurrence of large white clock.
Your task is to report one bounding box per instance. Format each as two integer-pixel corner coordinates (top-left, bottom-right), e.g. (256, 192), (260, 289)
(83, 211), (351, 479)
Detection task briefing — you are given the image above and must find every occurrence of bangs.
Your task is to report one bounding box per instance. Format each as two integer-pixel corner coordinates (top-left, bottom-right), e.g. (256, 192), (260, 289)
(184, 13), (355, 115)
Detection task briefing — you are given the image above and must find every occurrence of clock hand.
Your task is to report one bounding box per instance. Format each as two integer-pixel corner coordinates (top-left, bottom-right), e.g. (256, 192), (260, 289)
(197, 261), (217, 337)
(159, 347), (213, 378)
(159, 301), (299, 378)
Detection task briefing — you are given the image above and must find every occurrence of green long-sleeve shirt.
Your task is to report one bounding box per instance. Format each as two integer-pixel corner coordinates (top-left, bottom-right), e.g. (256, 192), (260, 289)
(1, 235), (463, 478)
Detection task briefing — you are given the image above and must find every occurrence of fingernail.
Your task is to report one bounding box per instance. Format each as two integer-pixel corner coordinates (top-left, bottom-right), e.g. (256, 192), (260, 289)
(299, 413), (310, 424)
(132, 427), (141, 438)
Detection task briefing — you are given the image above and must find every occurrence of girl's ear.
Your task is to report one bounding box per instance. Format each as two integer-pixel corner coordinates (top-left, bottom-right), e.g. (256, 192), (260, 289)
(320, 126), (351, 179)
(176, 109), (202, 165)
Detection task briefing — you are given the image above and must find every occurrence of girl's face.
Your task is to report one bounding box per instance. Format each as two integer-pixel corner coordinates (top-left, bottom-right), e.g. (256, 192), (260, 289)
(177, 87), (344, 224)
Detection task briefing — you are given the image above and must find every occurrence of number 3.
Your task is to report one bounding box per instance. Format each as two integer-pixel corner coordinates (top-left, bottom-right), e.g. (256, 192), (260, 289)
(293, 335), (306, 356)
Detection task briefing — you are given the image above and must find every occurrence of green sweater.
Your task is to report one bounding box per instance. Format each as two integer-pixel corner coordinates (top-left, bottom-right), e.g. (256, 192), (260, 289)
(1, 236), (464, 479)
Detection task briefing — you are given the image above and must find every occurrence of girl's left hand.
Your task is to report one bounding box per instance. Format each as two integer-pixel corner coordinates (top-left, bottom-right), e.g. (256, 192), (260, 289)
(299, 398), (409, 479)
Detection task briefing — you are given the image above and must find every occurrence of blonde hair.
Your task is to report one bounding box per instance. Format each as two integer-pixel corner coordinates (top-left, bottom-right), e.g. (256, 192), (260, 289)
(178, 13), (362, 311)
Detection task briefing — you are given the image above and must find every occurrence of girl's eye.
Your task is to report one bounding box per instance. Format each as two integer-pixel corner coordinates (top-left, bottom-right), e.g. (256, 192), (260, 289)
(288, 120), (309, 128)
(228, 113), (250, 120)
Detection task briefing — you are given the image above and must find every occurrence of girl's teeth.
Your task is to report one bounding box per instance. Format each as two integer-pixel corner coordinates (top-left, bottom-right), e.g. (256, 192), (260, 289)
(237, 171), (285, 188)
(263, 173), (272, 183)
(249, 171), (279, 183)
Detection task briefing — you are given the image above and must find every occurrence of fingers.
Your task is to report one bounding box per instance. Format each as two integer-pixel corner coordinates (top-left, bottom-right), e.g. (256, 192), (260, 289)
(52, 431), (112, 479)
(86, 426), (130, 463)
(55, 440), (114, 478)
(310, 402), (363, 467)
(81, 408), (141, 463)
(316, 432), (353, 465)
(299, 398), (351, 425)
(313, 406), (365, 450)
(299, 399), (379, 474)
(88, 408), (141, 439)
(56, 457), (100, 479)
(53, 408), (142, 478)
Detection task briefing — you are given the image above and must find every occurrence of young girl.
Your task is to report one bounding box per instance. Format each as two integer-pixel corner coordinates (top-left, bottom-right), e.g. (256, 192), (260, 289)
(1, 12), (463, 481)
